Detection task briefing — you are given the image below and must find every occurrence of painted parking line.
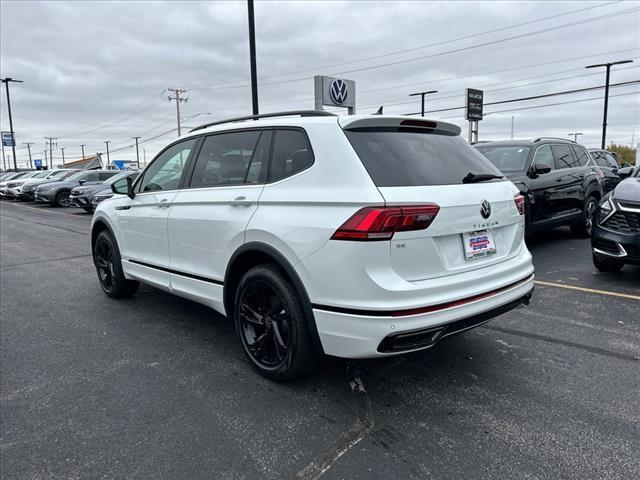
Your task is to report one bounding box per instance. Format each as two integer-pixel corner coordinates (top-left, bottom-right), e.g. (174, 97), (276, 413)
(534, 280), (640, 301)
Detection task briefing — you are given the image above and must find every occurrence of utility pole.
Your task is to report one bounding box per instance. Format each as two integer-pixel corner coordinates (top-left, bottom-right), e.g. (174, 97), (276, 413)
(585, 59), (634, 149)
(408, 90), (438, 117)
(1, 78), (23, 171)
(44, 150), (48, 169)
(45, 137), (57, 169)
(167, 88), (188, 136)
(23, 142), (33, 169)
(510, 116), (514, 140)
(133, 137), (141, 168)
(1, 137), (6, 171)
(61, 147), (66, 165)
(247, 0), (259, 115)
(104, 140), (110, 166)
(568, 132), (583, 142)
(80, 144), (86, 159)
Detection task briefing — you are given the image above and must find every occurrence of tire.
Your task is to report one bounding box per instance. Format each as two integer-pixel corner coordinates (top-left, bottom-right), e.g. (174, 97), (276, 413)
(593, 254), (623, 272)
(93, 230), (139, 298)
(82, 207), (93, 214)
(571, 195), (597, 238)
(234, 264), (318, 381)
(54, 190), (71, 207)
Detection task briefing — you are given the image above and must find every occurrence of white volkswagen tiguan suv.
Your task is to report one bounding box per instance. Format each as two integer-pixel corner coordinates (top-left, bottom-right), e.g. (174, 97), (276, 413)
(91, 111), (534, 380)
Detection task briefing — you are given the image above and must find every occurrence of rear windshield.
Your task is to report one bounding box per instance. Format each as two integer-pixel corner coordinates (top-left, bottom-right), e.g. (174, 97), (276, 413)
(344, 128), (502, 187)
(475, 145), (531, 172)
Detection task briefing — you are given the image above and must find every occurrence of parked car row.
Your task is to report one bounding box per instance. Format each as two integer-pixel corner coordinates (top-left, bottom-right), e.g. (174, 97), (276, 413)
(474, 138), (634, 238)
(474, 138), (638, 271)
(0, 168), (140, 212)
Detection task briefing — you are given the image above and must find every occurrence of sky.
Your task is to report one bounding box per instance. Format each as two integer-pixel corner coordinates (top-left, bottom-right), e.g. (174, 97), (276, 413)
(1, 0), (639, 169)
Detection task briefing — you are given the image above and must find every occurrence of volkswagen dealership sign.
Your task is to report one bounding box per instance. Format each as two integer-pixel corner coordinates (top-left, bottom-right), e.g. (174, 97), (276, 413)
(314, 75), (356, 114)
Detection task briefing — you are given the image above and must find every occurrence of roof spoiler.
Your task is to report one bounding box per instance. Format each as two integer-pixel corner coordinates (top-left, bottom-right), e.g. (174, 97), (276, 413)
(339, 116), (461, 136)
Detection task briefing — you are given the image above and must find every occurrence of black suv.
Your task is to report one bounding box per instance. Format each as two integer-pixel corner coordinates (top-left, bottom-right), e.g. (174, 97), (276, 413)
(475, 138), (602, 237)
(588, 149), (622, 193)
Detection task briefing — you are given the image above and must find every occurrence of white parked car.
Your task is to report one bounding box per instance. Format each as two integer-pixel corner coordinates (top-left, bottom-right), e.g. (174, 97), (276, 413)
(91, 111), (534, 380)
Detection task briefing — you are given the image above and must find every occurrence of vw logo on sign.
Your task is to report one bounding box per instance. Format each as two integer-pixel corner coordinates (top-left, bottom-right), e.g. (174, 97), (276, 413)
(480, 200), (491, 219)
(330, 79), (348, 104)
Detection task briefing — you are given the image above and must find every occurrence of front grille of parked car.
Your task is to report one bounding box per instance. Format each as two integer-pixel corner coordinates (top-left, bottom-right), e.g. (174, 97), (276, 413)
(604, 211), (640, 234)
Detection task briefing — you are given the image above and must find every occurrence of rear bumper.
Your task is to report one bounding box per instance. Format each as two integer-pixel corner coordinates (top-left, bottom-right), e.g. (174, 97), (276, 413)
(313, 274), (534, 358)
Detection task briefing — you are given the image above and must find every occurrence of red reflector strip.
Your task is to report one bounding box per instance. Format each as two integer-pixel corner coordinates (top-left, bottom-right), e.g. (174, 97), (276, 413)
(392, 274), (534, 317)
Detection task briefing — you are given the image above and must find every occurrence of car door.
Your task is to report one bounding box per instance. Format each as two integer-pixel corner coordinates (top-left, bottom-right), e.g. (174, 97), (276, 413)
(116, 138), (197, 289)
(526, 145), (560, 224)
(167, 129), (270, 309)
(550, 144), (584, 218)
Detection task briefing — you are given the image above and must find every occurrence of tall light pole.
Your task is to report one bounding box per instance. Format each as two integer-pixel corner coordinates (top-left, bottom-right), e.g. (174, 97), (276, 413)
(585, 59), (634, 149)
(45, 137), (56, 169)
(80, 144), (86, 159)
(568, 132), (583, 142)
(1, 78), (23, 171)
(23, 142), (33, 169)
(408, 90), (438, 117)
(247, 0), (259, 115)
(61, 147), (66, 165)
(104, 140), (110, 166)
(133, 136), (141, 168)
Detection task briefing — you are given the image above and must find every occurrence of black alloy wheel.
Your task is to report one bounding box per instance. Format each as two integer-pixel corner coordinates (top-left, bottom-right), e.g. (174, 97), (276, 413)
(238, 279), (291, 369)
(234, 265), (318, 380)
(571, 195), (598, 238)
(94, 235), (116, 293)
(92, 230), (139, 298)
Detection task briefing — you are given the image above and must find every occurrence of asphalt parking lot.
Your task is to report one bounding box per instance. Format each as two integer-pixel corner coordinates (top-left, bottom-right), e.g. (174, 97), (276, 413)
(1, 201), (639, 480)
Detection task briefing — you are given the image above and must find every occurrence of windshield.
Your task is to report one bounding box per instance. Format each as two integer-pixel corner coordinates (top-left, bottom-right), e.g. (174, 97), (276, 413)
(475, 145), (531, 173)
(345, 129), (502, 187)
(65, 171), (88, 182)
(104, 170), (138, 185)
(31, 171), (51, 179)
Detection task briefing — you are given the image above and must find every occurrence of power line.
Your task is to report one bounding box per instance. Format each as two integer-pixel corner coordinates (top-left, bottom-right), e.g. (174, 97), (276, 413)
(403, 80), (640, 115)
(187, 6), (637, 91)
(185, 1), (622, 89)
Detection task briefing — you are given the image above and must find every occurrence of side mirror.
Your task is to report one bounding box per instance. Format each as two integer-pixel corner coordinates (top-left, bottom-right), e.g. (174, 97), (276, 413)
(617, 166), (634, 178)
(111, 177), (135, 199)
(78, 180), (85, 185)
(530, 164), (551, 177)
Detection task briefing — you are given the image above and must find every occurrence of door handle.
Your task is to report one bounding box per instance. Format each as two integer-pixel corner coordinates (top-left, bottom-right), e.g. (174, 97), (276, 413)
(230, 196), (251, 207)
(157, 198), (171, 209)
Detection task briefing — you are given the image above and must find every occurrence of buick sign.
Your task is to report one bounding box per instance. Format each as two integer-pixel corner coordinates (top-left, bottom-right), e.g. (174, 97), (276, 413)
(330, 79), (348, 105)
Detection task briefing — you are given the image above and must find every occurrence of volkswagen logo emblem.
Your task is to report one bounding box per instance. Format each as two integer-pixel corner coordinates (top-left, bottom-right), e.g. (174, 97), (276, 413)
(330, 79), (348, 105)
(480, 200), (491, 219)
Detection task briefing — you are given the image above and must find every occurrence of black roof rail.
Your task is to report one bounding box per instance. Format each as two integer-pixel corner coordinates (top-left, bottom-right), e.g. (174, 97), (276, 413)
(532, 137), (576, 144)
(189, 110), (338, 133)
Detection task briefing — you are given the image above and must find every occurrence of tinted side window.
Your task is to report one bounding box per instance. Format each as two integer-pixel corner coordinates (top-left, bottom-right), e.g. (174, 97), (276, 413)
(552, 145), (577, 169)
(84, 172), (100, 182)
(605, 153), (619, 169)
(189, 131), (263, 188)
(592, 152), (608, 167)
(99, 171), (117, 181)
(270, 129), (314, 182)
(532, 145), (554, 170)
(571, 146), (590, 166)
(138, 138), (196, 192)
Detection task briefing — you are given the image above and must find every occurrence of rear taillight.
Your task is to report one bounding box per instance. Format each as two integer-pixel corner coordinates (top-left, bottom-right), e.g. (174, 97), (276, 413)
(331, 205), (440, 241)
(514, 194), (525, 215)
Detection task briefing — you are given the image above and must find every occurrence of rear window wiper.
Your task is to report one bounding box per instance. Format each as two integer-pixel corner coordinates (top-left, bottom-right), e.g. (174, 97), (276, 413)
(462, 172), (504, 183)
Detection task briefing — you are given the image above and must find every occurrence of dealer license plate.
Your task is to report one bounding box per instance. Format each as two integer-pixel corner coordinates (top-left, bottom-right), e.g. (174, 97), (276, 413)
(463, 229), (496, 260)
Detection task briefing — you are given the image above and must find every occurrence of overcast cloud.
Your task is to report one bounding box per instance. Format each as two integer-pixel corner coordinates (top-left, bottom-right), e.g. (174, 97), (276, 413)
(1, 0), (639, 167)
